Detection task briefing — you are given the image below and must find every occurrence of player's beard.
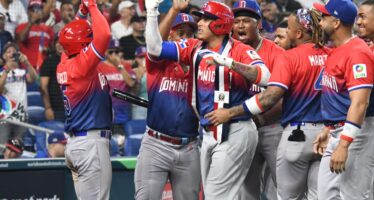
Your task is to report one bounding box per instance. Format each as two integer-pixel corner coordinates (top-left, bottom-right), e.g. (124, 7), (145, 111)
(322, 28), (333, 43)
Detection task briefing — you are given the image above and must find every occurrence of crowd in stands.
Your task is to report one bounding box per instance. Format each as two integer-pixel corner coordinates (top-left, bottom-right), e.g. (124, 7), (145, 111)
(0, 0), (321, 159)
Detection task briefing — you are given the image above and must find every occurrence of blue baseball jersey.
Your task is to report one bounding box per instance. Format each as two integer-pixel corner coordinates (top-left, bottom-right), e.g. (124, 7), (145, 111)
(268, 43), (330, 126)
(56, 44), (112, 132)
(145, 56), (199, 137)
(321, 37), (374, 122)
(159, 38), (264, 126)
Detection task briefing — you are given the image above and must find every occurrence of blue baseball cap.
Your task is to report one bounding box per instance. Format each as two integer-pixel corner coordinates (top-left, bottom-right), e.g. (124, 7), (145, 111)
(313, 0), (358, 24)
(108, 39), (120, 50)
(232, 0), (262, 19)
(48, 132), (67, 144)
(134, 46), (146, 57)
(171, 13), (197, 31)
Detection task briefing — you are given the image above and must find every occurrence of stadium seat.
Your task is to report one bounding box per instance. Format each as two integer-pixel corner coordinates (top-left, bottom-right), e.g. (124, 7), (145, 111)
(27, 82), (39, 92)
(27, 106), (46, 125)
(27, 91), (44, 107)
(34, 121), (65, 158)
(123, 120), (146, 156)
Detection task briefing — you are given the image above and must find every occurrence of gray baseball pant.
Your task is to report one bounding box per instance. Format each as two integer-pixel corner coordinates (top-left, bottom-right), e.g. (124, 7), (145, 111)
(318, 117), (374, 200)
(134, 133), (201, 200)
(276, 123), (323, 200)
(65, 131), (112, 200)
(238, 123), (283, 200)
(201, 120), (258, 200)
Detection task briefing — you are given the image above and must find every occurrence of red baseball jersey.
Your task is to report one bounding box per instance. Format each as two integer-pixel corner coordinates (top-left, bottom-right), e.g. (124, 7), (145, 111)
(249, 38), (285, 95)
(169, 37), (265, 126)
(145, 57), (199, 137)
(269, 43), (330, 125)
(321, 37), (374, 121)
(15, 23), (54, 69)
(56, 44), (112, 132)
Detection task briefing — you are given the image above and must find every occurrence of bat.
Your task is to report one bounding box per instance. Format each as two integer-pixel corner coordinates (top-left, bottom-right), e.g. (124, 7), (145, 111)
(112, 89), (149, 108)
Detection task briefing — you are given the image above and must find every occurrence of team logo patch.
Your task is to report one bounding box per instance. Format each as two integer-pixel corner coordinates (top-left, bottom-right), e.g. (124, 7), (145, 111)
(179, 39), (188, 49)
(353, 64), (367, 79)
(247, 50), (261, 60)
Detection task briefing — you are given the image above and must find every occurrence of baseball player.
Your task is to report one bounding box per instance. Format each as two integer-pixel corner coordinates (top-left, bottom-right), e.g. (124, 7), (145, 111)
(274, 20), (291, 50)
(134, 2), (201, 199)
(231, 1), (285, 199)
(56, 0), (112, 199)
(313, 0), (374, 199)
(145, 0), (271, 199)
(205, 8), (330, 200)
(357, 0), (374, 52)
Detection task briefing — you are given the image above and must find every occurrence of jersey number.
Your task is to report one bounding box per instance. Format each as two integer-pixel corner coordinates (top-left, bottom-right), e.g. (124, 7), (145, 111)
(61, 85), (72, 117)
(314, 68), (324, 91)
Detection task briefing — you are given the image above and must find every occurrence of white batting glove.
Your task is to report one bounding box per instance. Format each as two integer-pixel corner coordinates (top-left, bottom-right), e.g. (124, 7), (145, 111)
(146, 0), (164, 16)
(212, 53), (234, 69)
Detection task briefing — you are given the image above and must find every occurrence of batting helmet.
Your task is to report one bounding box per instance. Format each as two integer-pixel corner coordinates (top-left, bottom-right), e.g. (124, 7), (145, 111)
(59, 19), (93, 56)
(192, 1), (234, 35)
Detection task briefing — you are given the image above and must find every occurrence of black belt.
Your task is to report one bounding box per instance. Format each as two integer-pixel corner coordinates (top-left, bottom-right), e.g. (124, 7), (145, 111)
(147, 129), (196, 145)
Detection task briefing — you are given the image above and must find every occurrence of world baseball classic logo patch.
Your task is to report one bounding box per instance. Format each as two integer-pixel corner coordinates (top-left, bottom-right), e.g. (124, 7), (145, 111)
(353, 64), (367, 79)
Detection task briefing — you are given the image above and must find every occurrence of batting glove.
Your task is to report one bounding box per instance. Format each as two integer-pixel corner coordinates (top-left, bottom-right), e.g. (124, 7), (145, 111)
(77, 3), (89, 18)
(212, 53), (234, 69)
(146, 0), (164, 16)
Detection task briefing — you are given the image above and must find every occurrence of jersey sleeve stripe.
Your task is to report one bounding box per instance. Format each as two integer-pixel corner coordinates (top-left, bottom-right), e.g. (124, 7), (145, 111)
(250, 60), (265, 66)
(347, 84), (374, 92)
(268, 82), (288, 90)
(159, 41), (178, 62)
(90, 43), (105, 60)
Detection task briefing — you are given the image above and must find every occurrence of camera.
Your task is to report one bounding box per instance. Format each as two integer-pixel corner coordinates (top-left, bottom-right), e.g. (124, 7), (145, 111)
(12, 52), (20, 62)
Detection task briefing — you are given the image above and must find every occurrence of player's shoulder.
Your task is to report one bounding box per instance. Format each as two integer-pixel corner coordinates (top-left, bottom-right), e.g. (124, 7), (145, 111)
(231, 38), (254, 51)
(263, 38), (285, 53)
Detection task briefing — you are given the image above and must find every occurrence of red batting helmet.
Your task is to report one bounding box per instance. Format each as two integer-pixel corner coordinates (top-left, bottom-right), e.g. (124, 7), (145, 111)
(59, 19), (93, 56)
(192, 1), (234, 35)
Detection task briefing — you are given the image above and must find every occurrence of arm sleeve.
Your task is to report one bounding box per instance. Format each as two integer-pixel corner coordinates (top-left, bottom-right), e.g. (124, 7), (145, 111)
(345, 51), (374, 92)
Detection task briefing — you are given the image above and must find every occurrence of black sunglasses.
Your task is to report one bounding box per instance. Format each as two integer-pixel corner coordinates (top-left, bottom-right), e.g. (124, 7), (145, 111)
(108, 50), (120, 54)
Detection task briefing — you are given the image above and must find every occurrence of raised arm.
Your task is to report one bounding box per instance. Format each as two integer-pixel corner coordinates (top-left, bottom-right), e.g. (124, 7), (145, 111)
(145, 0), (164, 57)
(159, 0), (190, 40)
(87, 1), (111, 56)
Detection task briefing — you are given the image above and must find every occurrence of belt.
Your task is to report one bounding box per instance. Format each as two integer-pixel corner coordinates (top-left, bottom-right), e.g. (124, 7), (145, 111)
(325, 121), (345, 130)
(147, 129), (196, 145)
(71, 130), (111, 139)
(290, 122), (320, 127)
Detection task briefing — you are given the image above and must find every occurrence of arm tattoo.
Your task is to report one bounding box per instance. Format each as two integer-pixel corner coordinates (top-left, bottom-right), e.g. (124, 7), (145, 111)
(231, 61), (258, 82)
(258, 86), (285, 111)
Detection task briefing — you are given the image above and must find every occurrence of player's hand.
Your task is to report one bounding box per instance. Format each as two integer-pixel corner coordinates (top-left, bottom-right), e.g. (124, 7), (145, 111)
(78, 3), (89, 16)
(82, 0), (96, 7)
(45, 108), (55, 121)
(211, 53), (234, 69)
(19, 53), (29, 65)
(204, 108), (231, 126)
(330, 140), (350, 174)
(146, 0), (164, 16)
(172, 0), (190, 12)
(313, 127), (330, 155)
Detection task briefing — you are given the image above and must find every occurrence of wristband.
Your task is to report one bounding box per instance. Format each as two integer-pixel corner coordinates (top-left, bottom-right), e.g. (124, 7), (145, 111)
(242, 95), (264, 115)
(340, 121), (361, 142)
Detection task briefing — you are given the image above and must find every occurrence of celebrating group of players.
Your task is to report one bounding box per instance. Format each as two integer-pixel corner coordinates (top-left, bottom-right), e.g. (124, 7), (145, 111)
(54, 0), (374, 199)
